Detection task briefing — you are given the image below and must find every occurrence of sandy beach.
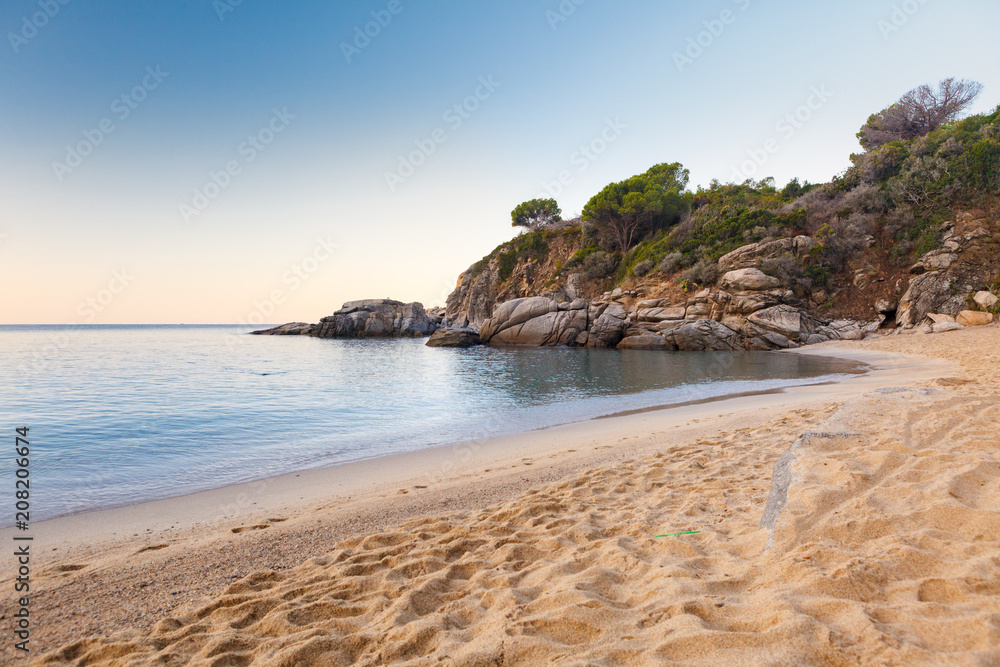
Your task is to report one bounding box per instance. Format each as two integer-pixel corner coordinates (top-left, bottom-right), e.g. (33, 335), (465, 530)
(6, 326), (999, 665)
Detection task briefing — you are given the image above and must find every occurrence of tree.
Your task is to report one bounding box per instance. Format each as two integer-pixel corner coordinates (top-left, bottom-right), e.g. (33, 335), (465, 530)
(858, 78), (983, 150)
(511, 198), (561, 229)
(582, 162), (689, 252)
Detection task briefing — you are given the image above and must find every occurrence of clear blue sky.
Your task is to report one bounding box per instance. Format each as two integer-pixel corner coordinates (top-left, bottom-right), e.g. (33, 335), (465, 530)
(2, 0), (998, 323)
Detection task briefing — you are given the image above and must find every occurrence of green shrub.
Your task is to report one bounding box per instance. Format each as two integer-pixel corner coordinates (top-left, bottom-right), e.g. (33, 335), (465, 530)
(681, 259), (719, 287)
(658, 252), (683, 275)
(582, 251), (617, 279)
(633, 260), (654, 277)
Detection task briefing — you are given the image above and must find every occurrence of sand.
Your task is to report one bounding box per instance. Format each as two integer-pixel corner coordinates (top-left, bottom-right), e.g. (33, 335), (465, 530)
(4, 325), (999, 665)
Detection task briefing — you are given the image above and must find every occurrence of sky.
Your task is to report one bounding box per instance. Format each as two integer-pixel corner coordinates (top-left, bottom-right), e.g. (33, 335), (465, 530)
(1, 0), (999, 324)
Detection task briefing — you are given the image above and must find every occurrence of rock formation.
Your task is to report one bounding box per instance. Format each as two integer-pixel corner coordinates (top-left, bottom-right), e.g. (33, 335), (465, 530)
(252, 300), (442, 338)
(896, 215), (996, 326)
(717, 236), (816, 271)
(425, 328), (482, 348)
(250, 322), (314, 336)
(478, 297), (588, 347)
(313, 300), (439, 338)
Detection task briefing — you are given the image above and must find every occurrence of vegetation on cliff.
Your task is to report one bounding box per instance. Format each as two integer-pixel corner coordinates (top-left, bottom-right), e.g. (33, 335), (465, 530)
(455, 78), (998, 323)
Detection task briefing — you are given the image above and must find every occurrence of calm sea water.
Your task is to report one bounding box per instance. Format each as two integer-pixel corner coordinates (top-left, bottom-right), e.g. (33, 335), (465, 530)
(0, 325), (862, 523)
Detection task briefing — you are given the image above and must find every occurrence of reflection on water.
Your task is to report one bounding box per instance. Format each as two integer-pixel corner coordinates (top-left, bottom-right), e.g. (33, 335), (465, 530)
(0, 325), (862, 522)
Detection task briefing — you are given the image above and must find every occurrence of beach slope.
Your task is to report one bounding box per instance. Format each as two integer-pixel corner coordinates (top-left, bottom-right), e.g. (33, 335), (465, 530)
(22, 326), (1000, 665)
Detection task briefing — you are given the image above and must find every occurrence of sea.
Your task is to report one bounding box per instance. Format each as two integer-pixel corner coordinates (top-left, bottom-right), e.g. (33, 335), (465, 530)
(0, 325), (864, 524)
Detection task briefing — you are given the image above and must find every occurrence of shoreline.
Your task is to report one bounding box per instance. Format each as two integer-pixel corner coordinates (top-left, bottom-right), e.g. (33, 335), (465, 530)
(14, 356), (868, 531)
(2, 345), (948, 553)
(6, 333), (992, 662)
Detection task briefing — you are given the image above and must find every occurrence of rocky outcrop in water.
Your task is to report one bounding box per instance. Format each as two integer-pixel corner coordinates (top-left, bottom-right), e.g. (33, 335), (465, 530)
(313, 300), (440, 338)
(425, 327), (482, 348)
(250, 322), (315, 335)
(252, 301), (442, 338)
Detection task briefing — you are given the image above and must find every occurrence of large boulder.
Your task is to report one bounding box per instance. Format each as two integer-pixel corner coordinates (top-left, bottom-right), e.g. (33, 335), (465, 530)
(896, 272), (958, 326)
(719, 268), (781, 293)
(313, 299), (438, 338)
(746, 305), (819, 343)
(479, 297), (588, 347)
(728, 293), (781, 315)
(661, 319), (743, 351)
(425, 328), (482, 348)
(956, 310), (994, 327)
(717, 236), (816, 272)
(586, 303), (628, 348)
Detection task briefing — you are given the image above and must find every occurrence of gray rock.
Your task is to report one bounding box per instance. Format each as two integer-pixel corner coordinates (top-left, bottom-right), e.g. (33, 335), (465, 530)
(717, 236), (816, 271)
(929, 322), (964, 334)
(479, 297), (587, 347)
(746, 305), (818, 342)
(587, 303), (628, 348)
(875, 299), (896, 315)
(719, 268), (781, 293)
(762, 332), (792, 349)
(425, 328), (482, 348)
(728, 293), (780, 315)
(479, 297), (557, 341)
(444, 264), (498, 329)
(636, 307), (686, 323)
(662, 319), (743, 351)
(314, 300), (438, 338)
(896, 272), (954, 326)
(685, 303), (713, 320)
(636, 298), (669, 309)
(565, 273), (584, 300)
(250, 322), (314, 335)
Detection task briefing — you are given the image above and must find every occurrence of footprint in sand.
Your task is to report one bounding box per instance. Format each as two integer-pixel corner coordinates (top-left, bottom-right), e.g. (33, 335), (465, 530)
(45, 563), (87, 576)
(57, 564), (87, 572)
(135, 544), (169, 554)
(231, 524), (270, 534)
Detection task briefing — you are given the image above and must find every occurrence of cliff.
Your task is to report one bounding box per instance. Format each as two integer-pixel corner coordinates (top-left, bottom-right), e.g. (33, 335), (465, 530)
(443, 104), (1000, 346)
